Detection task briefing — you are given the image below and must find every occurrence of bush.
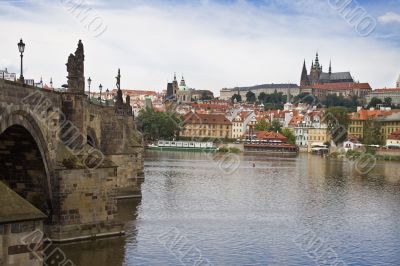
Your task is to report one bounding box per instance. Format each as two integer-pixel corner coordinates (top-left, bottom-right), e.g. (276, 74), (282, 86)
(330, 152), (341, 158)
(229, 147), (241, 153)
(218, 147), (229, 153)
(346, 150), (361, 159)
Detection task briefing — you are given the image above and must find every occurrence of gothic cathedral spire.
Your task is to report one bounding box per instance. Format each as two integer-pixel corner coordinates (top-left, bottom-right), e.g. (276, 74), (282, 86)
(300, 59), (310, 86)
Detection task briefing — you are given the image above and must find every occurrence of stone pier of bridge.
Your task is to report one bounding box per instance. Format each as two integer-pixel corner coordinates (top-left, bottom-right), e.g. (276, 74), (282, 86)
(0, 40), (144, 242)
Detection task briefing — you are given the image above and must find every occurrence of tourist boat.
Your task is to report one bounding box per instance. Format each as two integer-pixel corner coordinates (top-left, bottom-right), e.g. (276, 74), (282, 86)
(244, 141), (299, 155)
(310, 143), (329, 155)
(147, 140), (218, 152)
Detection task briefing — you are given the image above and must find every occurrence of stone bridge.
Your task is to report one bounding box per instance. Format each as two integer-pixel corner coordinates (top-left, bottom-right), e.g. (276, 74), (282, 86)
(0, 41), (144, 242)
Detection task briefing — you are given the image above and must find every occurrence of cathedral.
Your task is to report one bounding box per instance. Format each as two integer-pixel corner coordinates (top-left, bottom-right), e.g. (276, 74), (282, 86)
(300, 53), (354, 86)
(166, 73), (192, 103)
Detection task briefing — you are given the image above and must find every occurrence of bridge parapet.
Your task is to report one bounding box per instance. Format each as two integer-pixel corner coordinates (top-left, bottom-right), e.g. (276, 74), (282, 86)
(0, 41), (144, 242)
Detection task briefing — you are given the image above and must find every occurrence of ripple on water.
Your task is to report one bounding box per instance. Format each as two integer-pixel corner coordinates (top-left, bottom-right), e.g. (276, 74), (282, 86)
(56, 151), (400, 266)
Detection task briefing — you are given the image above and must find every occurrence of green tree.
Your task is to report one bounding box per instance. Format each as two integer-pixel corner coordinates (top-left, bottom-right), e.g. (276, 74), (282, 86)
(255, 119), (269, 131)
(246, 91), (256, 103)
(282, 128), (295, 144)
(258, 92), (267, 103)
(231, 94), (242, 103)
(384, 97), (392, 107)
(293, 92), (318, 105)
(137, 108), (182, 141)
(368, 97), (383, 108)
(324, 107), (350, 145)
(363, 119), (383, 145)
(268, 119), (282, 133)
(200, 92), (213, 101)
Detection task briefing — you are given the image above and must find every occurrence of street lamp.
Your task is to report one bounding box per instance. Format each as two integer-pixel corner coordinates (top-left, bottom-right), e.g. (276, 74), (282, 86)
(87, 77), (92, 100)
(50, 78), (53, 91)
(17, 39), (25, 83)
(106, 88), (109, 105)
(99, 84), (103, 104)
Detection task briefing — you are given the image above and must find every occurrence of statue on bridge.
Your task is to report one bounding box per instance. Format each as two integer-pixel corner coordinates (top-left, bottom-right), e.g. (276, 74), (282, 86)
(114, 68), (133, 116)
(66, 40), (85, 94)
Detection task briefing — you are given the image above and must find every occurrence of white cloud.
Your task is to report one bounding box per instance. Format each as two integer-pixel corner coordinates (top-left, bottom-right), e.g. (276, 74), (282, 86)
(0, 0), (399, 96)
(378, 12), (400, 24)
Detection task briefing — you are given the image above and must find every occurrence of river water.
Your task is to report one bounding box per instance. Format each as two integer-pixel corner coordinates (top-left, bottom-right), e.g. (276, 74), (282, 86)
(57, 151), (400, 265)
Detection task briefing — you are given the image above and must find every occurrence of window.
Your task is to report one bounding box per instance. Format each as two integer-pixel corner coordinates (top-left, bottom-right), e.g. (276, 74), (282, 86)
(11, 222), (35, 234)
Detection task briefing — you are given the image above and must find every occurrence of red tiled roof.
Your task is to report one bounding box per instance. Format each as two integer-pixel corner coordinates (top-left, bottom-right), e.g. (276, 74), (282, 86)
(183, 112), (232, 125)
(192, 103), (227, 109)
(350, 109), (400, 121)
(256, 131), (287, 142)
(346, 135), (361, 143)
(289, 115), (304, 126)
(312, 82), (371, 90)
(372, 88), (400, 93)
(112, 89), (157, 95)
(388, 129), (400, 140)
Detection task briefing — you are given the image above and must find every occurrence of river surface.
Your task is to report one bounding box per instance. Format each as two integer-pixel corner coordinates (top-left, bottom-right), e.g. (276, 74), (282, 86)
(57, 151), (400, 266)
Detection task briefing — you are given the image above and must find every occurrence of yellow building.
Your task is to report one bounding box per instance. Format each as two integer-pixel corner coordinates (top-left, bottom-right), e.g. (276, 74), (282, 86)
(348, 109), (400, 143)
(181, 112), (232, 139)
(307, 127), (331, 152)
(380, 115), (400, 142)
(348, 119), (364, 140)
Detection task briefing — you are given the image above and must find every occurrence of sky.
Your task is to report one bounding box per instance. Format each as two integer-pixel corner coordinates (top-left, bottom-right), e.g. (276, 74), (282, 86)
(1, 0), (400, 96)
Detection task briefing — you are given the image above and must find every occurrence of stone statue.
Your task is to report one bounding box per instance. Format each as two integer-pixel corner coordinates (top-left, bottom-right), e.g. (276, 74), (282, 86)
(66, 40), (85, 93)
(115, 69), (124, 106)
(116, 68), (121, 90)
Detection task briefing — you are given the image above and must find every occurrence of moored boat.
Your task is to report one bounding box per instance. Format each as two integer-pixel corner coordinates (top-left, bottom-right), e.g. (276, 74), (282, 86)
(147, 140), (218, 152)
(244, 142), (299, 154)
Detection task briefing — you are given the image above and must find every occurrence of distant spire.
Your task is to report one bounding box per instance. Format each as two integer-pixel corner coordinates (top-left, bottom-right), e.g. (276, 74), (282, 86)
(314, 52), (320, 68)
(301, 60), (309, 86)
(311, 60), (314, 69)
(174, 72), (177, 81)
(329, 60), (332, 74)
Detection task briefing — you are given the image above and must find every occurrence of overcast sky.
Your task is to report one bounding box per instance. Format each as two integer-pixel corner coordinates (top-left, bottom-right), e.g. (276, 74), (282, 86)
(1, 0), (400, 95)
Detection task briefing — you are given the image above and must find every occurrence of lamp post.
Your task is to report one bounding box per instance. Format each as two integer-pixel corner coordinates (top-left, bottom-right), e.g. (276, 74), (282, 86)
(87, 77), (92, 100)
(17, 39), (25, 83)
(50, 78), (53, 91)
(106, 88), (109, 105)
(99, 84), (103, 104)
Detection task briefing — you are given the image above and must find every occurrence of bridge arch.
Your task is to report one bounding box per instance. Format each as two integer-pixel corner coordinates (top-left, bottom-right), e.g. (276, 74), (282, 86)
(0, 110), (54, 218)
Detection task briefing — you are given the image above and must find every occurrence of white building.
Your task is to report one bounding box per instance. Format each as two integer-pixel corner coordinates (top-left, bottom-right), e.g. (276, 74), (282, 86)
(294, 124), (310, 147)
(220, 84), (299, 100)
(386, 129), (400, 147)
(231, 115), (244, 139)
(293, 110), (325, 148)
(366, 88), (400, 106)
(0, 68), (16, 81)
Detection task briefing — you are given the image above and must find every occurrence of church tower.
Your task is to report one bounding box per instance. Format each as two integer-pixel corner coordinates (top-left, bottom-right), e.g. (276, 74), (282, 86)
(309, 52), (322, 85)
(397, 74), (400, 88)
(300, 60), (310, 86)
(172, 73), (179, 95)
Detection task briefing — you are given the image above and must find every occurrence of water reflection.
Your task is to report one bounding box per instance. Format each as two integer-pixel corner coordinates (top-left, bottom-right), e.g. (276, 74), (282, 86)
(50, 151), (400, 265)
(50, 198), (141, 266)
